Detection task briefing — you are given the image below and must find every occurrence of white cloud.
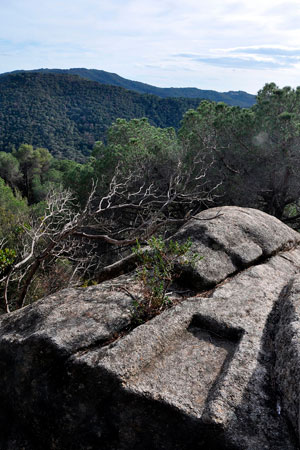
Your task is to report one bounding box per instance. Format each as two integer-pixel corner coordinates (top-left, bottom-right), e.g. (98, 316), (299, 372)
(1, 0), (300, 93)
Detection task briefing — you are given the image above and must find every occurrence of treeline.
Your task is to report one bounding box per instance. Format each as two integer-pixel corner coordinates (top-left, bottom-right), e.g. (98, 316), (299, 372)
(1, 82), (300, 312)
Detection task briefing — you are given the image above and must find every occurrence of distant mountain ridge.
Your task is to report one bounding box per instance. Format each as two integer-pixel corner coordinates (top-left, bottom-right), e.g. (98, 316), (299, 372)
(1, 68), (256, 108)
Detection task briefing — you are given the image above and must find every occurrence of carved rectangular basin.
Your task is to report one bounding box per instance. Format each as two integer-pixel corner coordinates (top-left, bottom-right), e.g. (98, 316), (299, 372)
(129, 315), (243, 418)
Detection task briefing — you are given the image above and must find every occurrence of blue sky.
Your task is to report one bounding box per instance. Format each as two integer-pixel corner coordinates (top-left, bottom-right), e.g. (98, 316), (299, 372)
(1, 0), (300, 94)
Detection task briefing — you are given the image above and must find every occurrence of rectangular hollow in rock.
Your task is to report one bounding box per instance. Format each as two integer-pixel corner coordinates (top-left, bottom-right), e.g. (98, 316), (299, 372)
(128, 314), (243, 418)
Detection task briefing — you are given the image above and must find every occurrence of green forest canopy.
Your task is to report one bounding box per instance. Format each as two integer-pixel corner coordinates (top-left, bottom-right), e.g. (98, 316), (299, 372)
(0, 71), (202, 160)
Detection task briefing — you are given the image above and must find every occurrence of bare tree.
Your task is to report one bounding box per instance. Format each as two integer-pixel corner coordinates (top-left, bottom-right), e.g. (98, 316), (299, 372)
(0, 187), (97, 312)
(0, 145), (220, 313)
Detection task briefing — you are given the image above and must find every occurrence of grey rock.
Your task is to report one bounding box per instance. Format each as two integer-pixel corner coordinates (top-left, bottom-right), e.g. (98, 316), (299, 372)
(274, 278), (300, 442)
(0, 280), (134, 450)
(1, 206), (300, 449)
(173, 205), (300, 289)
(0, 280), (133, 352)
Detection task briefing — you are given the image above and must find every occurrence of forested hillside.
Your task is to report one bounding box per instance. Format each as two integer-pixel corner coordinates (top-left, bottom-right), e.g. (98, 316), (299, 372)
(0, 72), (201, 160)
(2, 68), (256, 107)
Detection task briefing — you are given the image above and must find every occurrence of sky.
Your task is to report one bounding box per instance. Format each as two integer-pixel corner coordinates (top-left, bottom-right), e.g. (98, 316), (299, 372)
(1, 0), (300, 94)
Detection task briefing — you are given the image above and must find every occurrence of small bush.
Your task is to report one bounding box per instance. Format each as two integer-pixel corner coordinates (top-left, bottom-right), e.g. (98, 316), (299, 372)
(0, 248), (16, 275)
(132, 236), (199, 324)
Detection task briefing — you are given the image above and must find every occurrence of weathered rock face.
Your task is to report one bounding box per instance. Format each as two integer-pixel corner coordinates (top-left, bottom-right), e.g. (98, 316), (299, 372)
(1, 206), (300, 450)
(173, 205), (300, 289)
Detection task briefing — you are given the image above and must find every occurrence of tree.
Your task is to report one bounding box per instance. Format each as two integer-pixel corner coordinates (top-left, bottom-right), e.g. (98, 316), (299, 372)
(179, 101), (258, 206)
(92, 118), (181, 189)
(252, 83), (300, 218)
(179, 87), (300, 220)
(0, 122), (220, 313)
(0, 187), (97, 312)
(0, 177), (28, 246)
(0, 152), (22, 190)
(13, 144), (53, 203)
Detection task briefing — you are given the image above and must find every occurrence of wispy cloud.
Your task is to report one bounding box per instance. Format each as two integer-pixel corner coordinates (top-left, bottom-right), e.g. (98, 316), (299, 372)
(175, 46), (300, 71)
(1, 0), (300, 93)
(176, 55), (285, 70)
(235, 46), (300, 56)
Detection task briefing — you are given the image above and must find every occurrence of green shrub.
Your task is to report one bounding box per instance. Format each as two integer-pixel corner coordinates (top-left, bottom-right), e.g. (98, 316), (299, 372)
(132, 236), (199, 324)
(0, 248), (16, 274)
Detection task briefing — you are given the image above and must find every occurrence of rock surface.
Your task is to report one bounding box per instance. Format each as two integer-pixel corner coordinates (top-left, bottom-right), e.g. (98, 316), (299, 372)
(275, 278), (300, 443)
(1, 206), (300, 449)
(173, 205), (300, 288)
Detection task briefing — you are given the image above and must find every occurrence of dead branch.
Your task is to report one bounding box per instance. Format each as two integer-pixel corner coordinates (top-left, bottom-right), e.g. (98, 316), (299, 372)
(1, 140), (222, 312)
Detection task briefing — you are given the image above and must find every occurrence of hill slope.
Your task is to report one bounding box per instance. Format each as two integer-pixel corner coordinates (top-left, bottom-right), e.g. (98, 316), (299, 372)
(2, 68), (256, 108)
(0, 72), (202, 160)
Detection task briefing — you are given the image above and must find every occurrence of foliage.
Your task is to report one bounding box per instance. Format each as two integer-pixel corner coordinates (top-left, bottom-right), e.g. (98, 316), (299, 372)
(92, 118), (180, 191)
(132, 236), (199, 323)
(0, 151), (21, 188)
(12, 144), (53, 203)
(0, 187), (95, 312)
(179, 85), (300, 220)
(0, 248), (16, 274)
(0, 71), (202, 160)
(0, 177), (29, 247)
